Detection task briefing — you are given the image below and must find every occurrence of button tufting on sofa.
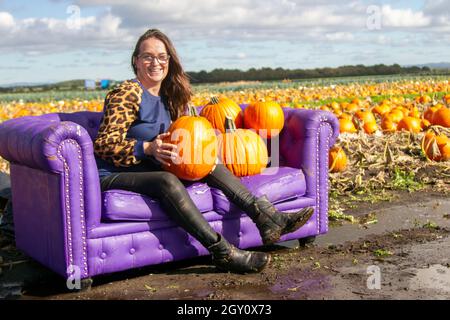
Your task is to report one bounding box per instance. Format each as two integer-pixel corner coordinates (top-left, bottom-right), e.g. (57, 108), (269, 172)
(129, 248), (136, 254)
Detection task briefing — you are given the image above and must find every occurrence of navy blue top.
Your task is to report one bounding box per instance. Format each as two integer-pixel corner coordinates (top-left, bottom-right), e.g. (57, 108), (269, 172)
(95, 79), (172, 179)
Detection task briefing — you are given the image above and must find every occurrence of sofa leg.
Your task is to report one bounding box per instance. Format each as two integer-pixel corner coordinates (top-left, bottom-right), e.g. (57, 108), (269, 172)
(298, 236), (316, 247)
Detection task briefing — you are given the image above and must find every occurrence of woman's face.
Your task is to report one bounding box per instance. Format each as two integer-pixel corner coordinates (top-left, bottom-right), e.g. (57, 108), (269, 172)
(135, 37), (170, 87)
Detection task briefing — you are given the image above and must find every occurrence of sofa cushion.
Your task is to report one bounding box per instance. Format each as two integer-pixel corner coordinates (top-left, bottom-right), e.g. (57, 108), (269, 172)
(102, 182), (213, 222)
(212, 166), (307, 215)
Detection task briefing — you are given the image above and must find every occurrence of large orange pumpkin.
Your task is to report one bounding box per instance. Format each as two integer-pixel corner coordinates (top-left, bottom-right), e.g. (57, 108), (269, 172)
(199, 96), (243, 133)
(329, 146), (347, 173)
(162, 106), (218, 181)
(244, 100), (284, 138)
(218, 117), (268, 177)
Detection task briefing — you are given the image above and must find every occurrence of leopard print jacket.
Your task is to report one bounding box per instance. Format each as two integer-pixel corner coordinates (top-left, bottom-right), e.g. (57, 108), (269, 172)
(94, 80), (144, 167)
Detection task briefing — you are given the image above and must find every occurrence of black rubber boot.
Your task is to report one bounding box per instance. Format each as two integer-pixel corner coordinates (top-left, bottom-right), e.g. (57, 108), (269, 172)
(207, 234), (270, 273)
(249, 195), (315, 245)
(204, 165), (315, 246)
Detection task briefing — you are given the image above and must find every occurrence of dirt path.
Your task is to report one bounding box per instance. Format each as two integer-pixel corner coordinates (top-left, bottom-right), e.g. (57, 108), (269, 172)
(1, 191), (449, 300)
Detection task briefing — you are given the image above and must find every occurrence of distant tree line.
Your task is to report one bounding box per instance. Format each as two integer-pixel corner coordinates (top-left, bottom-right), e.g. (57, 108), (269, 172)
(187, 64), (432, 83)
(1, 64), (445, 93)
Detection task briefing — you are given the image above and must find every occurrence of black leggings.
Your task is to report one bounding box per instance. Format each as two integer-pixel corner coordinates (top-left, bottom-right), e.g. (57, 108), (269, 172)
(100, 164), (256, 248)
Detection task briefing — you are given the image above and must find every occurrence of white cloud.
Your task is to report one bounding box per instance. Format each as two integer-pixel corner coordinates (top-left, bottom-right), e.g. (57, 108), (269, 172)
(0, 1), (449, 57)
(0, 11), (14, 30)
(381, 5), (431, 28)
(0, 11), (133, 54)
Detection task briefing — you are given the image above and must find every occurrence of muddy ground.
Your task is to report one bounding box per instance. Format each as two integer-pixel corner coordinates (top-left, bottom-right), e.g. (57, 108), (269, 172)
(0, 190), (449, 300)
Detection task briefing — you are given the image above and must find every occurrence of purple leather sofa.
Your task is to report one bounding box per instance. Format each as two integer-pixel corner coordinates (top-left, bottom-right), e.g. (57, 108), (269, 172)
(0, 106), (338, 285)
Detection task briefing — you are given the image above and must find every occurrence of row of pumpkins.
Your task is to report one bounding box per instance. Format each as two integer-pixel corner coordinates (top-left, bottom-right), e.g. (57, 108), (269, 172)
(161, 97), (449, 181)
(162, 97), (285, 181)
(337, 102), (450, 135)
(328, 126), (450, 175)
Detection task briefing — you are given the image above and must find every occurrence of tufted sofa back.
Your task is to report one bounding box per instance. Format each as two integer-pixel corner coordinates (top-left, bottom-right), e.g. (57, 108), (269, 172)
(57, 111), (103, 141)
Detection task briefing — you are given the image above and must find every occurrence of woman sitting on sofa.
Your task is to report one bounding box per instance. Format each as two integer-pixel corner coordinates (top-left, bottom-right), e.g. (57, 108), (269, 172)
(93, 28), (314, 273)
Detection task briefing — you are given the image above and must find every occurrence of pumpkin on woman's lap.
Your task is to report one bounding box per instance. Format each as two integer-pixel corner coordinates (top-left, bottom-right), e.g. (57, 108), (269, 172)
(162, 106), (218, 181)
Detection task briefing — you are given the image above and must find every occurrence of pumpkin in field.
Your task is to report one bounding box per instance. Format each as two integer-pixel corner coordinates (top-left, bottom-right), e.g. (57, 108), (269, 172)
(397, 117), (422, 133)
(353, 109), (377, 133)
(424, 104), (443, 123)
(381, 114), (398, 132)
(199, 96), (243, 133)
(421, 118), (431, 130)
(329, 146), (347, 173)
(244, 100), (284, 138)
(362, 121), (378, 134)
(372, 104), (391, 116)
(421, 130), (450, 162)
(218, 117), (268, 177)
(162, 106), (218, 181)
(338, 117), (357, 133)
(354, 109), (376, 125)
(388, 109), (405, 123)
(432, 107), (450, 127)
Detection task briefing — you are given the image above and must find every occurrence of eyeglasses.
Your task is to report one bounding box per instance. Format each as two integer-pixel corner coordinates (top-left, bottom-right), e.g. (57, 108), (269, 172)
(138, 53), (170, 65)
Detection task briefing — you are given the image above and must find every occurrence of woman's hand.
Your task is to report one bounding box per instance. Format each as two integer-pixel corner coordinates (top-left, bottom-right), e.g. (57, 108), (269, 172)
(143, 132), (178, 166)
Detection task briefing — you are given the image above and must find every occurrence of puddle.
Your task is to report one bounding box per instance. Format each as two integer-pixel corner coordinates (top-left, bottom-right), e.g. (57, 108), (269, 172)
(269, 271), (331, 299)
(409, 264), (450, 294)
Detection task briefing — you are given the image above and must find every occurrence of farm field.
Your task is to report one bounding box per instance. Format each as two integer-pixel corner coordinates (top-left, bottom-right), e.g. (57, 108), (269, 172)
(1, 74), (449, 210)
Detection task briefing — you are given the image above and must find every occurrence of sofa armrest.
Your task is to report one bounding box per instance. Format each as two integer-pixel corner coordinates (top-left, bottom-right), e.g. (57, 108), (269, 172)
(279, 108), (339, 234)
(0, 116), (102, 278)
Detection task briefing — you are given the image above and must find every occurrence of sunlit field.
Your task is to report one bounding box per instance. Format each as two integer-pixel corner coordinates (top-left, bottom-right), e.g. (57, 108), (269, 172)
(1, 75), (449, 216)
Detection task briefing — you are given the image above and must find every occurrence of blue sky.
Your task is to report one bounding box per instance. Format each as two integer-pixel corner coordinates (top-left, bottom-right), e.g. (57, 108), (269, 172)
(0, 0), (449, 85)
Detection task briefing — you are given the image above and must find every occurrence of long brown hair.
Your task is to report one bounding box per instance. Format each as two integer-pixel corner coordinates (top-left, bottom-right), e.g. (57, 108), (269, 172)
(131, 29), (192, 120)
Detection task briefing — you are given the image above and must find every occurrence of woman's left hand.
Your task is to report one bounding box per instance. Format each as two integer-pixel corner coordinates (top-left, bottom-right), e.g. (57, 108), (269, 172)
(143, 132), (179, 166)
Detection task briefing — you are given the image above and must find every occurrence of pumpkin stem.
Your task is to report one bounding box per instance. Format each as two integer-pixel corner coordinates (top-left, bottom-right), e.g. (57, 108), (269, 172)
(210, 96), (220, 105)
(224, 116), (236, 132)
(188, 104), (199, 117)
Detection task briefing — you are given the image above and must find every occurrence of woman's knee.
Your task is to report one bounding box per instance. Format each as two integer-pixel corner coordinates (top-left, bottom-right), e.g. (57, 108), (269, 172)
(159, 172), (184, 191)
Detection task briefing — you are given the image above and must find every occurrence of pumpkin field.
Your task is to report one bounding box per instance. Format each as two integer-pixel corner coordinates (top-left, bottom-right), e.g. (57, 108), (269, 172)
(1, 74), (449, 218)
